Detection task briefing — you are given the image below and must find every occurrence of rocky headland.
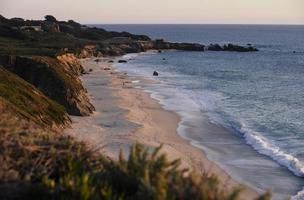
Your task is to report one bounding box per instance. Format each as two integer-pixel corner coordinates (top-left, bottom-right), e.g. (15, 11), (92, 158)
(0, 14), (259, 119)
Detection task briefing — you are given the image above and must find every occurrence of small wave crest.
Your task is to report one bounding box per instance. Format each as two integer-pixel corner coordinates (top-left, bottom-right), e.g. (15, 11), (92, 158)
(237, 123), (304, 177)
(190, 88), (304, 178)
(292, 188), (304, 200)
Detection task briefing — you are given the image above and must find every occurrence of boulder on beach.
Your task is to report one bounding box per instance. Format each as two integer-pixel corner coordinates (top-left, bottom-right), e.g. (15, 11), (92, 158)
(153, 71), (159, 76)
(118, 60), (127, 63)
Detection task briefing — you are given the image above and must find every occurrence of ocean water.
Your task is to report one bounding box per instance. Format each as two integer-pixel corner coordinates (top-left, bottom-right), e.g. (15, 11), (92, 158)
(97, 25), (304, 199)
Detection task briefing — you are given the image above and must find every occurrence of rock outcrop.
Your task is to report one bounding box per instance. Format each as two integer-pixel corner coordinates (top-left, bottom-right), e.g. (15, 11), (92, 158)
(57, 53), (85, 75)
(154, 39), (205, 51)
(208, 43), (258, 52)
(207, 44), (223, 51)
(118, 60), (127, 63)
(96, 38), (205, 57)
(171, 42), (205, 51)
(0, 55), (95, 116)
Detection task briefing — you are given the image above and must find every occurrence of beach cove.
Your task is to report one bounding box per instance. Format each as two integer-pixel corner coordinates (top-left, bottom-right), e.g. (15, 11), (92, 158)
(1, 10), (303, 199)
(65, 57), (261, 199)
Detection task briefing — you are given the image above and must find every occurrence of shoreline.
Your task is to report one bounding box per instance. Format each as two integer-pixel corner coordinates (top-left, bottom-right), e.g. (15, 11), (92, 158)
(65, 57), (259, 199)
(115, 52), (304, 200)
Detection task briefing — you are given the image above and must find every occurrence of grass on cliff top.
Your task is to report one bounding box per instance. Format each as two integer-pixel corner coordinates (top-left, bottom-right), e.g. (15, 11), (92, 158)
(0, 36), (58, 57)
(0, 65), (69, 127)
(0, 33), (90, 57)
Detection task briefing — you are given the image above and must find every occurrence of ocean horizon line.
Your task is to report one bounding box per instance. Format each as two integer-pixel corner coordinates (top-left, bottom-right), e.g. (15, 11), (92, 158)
(88, 23), (304, 26)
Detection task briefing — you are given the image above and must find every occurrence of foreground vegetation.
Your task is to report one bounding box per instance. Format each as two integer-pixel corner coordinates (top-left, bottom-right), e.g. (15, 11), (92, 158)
(0, 69), (271, 199)
(0, 113), (271, 200)
(0, 96), (271, 200)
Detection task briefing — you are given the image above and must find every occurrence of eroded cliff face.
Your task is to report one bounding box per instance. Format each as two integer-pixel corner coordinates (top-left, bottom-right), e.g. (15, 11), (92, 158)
(0, 55), (95, 116)
(57, 53), (85, 76)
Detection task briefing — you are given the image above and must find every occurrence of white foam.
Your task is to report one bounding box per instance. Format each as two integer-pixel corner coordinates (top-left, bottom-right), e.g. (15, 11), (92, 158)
(186, 87), (304, 178)
(131, 80), (140, 83)
(207, 111), (304, 178)
(292, 188), (304, 200)
(238, 123), (304, 177)
(121, 53), (140, 60)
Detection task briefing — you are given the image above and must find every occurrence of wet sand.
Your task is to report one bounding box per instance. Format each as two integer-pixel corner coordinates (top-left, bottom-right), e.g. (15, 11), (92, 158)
(65, 58), (259, 199)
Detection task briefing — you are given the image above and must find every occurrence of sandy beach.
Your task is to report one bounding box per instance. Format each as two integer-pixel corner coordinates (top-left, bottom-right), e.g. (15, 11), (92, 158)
(65, 58), (259, 199)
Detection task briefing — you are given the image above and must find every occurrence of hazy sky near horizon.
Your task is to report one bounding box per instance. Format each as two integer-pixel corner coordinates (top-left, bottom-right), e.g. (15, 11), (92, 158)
(1, 0), (304, 24)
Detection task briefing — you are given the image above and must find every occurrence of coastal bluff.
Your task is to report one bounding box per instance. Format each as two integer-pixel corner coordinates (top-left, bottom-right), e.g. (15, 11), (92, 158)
(0, 55), (94, 116)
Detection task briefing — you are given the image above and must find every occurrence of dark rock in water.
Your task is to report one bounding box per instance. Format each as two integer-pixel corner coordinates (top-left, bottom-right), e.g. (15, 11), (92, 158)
(208, 44), (223, 51)
(207, 43), (258, 52)
(293, 51), (296, 53)
(154, 39), (171, 49)
(118, 60), (127, 63)
(223, 43), (258, 52)
(153, 71), (159, 76)
(162, 58), (166, 60)
(158, 50), (162, 53)
(108, 60), (114, 63)
(171, 42), (205, 51)
(154, 39), (205, 51)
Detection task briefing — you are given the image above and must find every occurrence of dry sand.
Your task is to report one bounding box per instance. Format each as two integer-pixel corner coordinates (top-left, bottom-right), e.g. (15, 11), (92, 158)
(66, 58), (259, 199)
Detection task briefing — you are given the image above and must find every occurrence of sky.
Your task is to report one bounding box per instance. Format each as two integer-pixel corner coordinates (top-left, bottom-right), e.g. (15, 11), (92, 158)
(1, 0), (304, 24)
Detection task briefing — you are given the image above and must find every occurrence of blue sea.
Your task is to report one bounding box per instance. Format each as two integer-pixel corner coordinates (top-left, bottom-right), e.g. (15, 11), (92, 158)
(97, 24), (304, 199)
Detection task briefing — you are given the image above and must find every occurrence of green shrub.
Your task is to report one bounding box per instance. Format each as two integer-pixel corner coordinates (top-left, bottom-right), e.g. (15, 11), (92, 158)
(37, 143), (271, 200)
(0, 114), (271, 200)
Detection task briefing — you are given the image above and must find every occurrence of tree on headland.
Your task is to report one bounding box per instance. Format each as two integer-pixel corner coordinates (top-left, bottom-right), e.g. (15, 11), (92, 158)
(44, 15), (57, 22)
